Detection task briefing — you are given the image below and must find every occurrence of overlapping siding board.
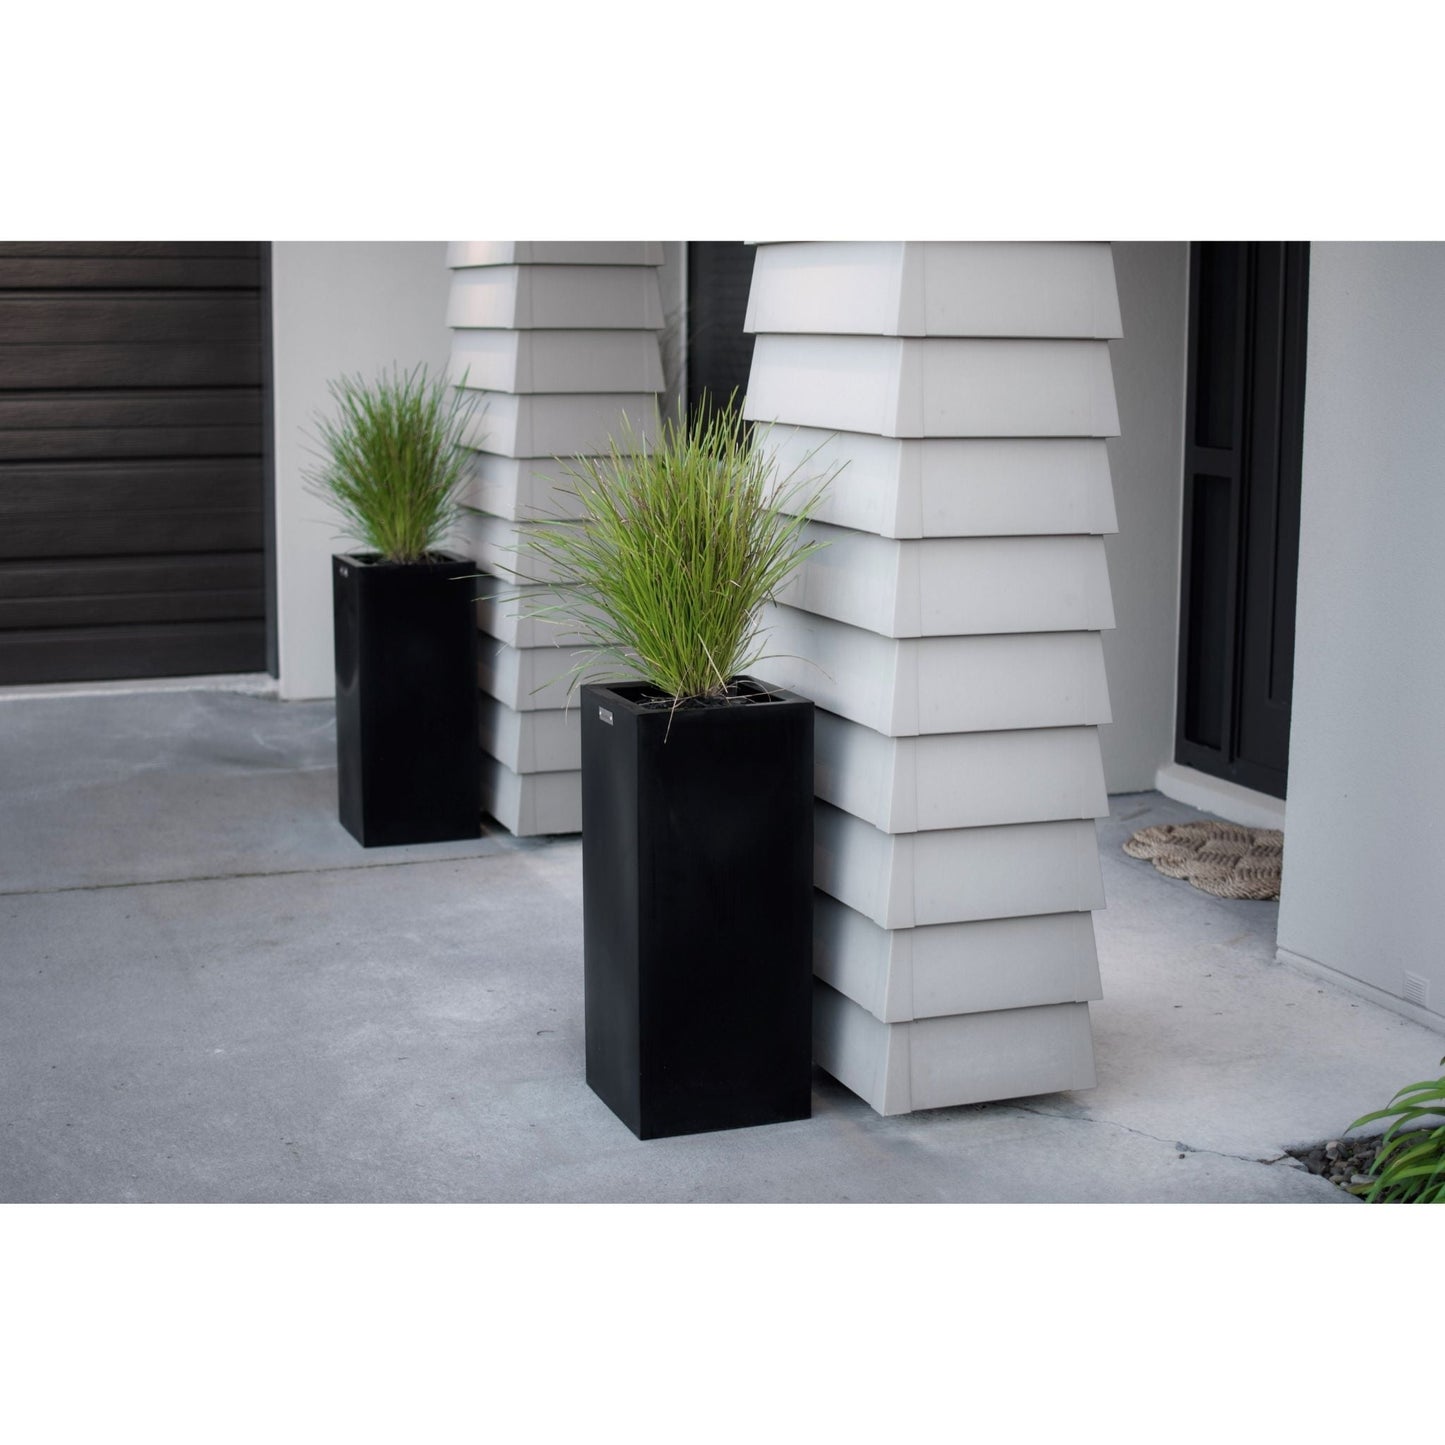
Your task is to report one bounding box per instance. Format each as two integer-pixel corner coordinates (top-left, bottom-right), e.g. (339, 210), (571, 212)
(743, 241), (1121, 1115)
(447, 244), (665, 835)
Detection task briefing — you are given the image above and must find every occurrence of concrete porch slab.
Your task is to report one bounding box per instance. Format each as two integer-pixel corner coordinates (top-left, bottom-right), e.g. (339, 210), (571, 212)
(0, 690), (537, 895)
(1, 690), (1440, 1202)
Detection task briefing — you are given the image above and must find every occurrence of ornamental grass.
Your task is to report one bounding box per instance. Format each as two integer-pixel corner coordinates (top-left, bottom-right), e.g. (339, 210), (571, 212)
(521, 401), (836, 703)
(306, 364), (475, 564)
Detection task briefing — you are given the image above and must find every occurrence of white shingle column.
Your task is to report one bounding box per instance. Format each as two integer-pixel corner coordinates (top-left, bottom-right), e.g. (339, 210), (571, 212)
(447, 242), (665, 835)
(744, 241), (1121, 1115)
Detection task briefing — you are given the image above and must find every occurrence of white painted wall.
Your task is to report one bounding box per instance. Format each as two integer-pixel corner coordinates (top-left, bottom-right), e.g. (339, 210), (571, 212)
(1100, 242), (1188, 793)
(271, 243), (452, 700)
(1277, 243), (1445, 1024)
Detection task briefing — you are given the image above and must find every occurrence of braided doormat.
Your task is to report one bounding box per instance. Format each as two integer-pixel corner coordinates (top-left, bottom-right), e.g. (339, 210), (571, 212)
(1123, 822), (1283, 901)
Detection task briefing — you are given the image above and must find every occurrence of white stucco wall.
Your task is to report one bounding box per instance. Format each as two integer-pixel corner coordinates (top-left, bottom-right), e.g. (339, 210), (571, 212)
(1276, 243), (1445, 1024)
(1100, 242), (1188, 793)
(271, 243), (452, 700)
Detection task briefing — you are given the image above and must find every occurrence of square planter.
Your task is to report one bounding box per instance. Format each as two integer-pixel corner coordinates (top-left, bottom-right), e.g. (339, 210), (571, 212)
(581, 678), (814, 1139)
(332, 551), (481, 847)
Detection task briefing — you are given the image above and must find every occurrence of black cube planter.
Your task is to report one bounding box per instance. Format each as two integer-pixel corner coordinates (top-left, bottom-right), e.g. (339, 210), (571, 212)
(581, 677), (814, 1140)
(332, 551), (480, 847)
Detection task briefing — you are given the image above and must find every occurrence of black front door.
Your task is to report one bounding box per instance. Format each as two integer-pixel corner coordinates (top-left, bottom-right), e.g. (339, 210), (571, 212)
(1175, 241), (1308, 799)
(685, 242), (757, 421)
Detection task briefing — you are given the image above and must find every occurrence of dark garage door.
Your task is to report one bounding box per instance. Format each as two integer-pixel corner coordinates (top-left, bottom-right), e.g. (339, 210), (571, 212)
(0, 242), (269, 685)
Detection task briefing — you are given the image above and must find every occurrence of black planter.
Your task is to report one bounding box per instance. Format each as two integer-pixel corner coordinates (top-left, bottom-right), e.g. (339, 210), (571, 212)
(581, 677), (814, 1140)
(332, 551), (480, 847)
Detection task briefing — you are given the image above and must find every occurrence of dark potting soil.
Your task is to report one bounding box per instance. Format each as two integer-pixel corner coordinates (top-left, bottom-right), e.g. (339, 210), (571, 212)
(619, 677), (788, 712)
(339, 551), (467, 568)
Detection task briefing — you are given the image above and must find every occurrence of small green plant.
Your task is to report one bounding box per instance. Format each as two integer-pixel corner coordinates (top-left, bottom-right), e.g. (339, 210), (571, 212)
(306, 363), (475, 564)
(1348, 1057), (1445, 1202)
(520, 401), (836, 702)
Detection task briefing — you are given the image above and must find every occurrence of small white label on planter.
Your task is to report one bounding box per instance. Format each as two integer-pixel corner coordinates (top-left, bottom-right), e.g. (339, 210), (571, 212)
(598, 706), (613, 725)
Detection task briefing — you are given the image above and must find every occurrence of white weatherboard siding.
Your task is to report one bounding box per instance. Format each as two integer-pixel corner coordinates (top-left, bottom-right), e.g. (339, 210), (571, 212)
(762, 430), (1119, 539)
(452, 390), (658, 460)
(447, 242), (665, 268)
(450, 330), (663, 395)
(813, 714), (1109, 834)
(482, 756), (582, 836)
(779, 526), (1114, 637)
(747, 335), (1120, 438)
(813, 896), (1102, 1023)
(470, 515), (585, 589)
(447, 266), (665, 331)
(814, 806), (1106, 930)
(477, 637), (597, 713)
(1276, 243), (1445, 1026)
(814, 986), (1097, 1117)
(475, 582), (590, 649)
(764, 607), (1111, 737)
(451, 243), (665, 835)
(745, 241), (1123, 339)
(468, 454), (590, 523)
(744, 241), (1120, 1115)
(478, 697), (580, 774)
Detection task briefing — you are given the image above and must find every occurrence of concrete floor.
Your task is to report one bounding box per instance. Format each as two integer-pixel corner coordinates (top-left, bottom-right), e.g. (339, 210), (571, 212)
(1, 688), (1440, 1203)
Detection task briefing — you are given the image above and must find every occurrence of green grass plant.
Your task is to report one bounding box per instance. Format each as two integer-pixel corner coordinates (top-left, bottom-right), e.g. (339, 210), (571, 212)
(1348, 1056), (1445, 1202)
(306, 364), (475, 564)
(520, 401), (836, 702)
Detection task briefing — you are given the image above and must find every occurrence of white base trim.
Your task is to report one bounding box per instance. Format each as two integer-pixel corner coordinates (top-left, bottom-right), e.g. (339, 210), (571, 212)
(1154, 762), (1286, 830)
(0, 673), (279, 703)
(1276, 946), (1445, 1035)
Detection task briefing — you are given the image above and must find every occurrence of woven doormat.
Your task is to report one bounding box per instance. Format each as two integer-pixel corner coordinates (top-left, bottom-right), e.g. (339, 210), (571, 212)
(1123, 821), (1283, 901)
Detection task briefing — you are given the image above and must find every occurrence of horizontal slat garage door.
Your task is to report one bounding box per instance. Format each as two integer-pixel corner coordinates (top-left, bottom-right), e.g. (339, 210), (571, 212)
(0, 242), (268, 684)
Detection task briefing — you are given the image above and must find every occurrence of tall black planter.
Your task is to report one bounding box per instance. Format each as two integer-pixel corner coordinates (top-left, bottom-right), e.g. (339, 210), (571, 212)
(332, 551), (480, 847)
(582, 677), (814, 1140)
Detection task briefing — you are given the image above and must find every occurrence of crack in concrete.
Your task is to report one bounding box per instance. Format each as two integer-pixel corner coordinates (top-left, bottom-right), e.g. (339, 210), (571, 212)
(9, 762), (341, 803)
(1004, 1102), (1291, 1169)
(0, 842), (568, 900)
